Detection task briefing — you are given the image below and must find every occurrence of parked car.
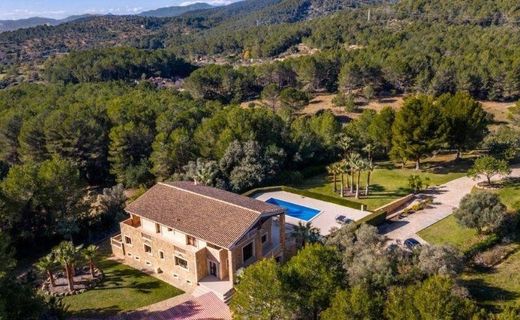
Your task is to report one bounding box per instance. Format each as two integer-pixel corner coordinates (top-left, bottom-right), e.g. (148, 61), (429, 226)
(404, 238), (421, 250)
(336, 215), (353, 225)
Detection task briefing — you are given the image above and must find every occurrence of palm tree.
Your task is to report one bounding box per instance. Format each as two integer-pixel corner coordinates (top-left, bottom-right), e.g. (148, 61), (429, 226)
(82, 245), (100, 278)
(194, 159), (218, 186)
(338, 160), (348, 197)
(35, 254), (57, 287)
(348, 153), (362, 195)
(291, 222), (320, 248)
(337, 134), (353, 159)
(53, 241), (80, 291)
(363, 143), (376, 166)
(365, 160), (375, 196)
(349, 153), (365, 199)
(326, 164), (338, 193)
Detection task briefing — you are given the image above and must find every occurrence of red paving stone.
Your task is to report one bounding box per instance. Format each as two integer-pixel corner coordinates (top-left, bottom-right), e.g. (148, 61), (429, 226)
(71, 293), (231, 320)
(166, 293), (231, 320)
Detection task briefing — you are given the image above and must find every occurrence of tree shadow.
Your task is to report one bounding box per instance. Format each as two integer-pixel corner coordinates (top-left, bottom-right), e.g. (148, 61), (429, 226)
(460, 277), (519, 306)
(67, 305), (122, 319)
(379, 220), (410, 234)
(369, 184), (386, 193)
(426, 158), (474, 174)
(335, 115), (353, 123)
(68, 295), (229, 320)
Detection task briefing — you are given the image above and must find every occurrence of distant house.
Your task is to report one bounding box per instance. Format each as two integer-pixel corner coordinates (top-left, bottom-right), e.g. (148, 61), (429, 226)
(111, 181), (286, 301)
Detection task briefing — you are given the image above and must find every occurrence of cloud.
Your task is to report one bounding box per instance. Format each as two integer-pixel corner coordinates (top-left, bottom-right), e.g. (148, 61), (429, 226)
(85, 6), (143, 15)
(180, 0), (233, 6)
(0, 9), (67, 20)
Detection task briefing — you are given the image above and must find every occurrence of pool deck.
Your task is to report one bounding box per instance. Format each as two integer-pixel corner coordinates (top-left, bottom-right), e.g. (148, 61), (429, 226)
(254, 191), (371, 235)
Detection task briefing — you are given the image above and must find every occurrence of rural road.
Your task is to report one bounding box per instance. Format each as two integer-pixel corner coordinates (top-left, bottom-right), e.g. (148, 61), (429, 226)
(380, 167), (520, 244)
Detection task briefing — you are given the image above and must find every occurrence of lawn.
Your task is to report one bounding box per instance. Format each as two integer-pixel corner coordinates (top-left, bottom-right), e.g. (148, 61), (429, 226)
(462, 249), (520, 309)
(417, 215), (484, 251)
(63, 242), (183, 318)
(294, 163), (466, 210)
(497, 178), (520, 212)
(419, 179), (520, 309)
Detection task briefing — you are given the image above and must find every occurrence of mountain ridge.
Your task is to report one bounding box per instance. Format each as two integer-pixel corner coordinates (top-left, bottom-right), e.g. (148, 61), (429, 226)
(0, 15), (96, 32)
(138, 3), (215, 17)
(0, 2), (217, 32)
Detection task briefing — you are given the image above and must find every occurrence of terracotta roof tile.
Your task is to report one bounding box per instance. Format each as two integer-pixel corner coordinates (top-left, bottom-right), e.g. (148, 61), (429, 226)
(125, 182), (283, 248)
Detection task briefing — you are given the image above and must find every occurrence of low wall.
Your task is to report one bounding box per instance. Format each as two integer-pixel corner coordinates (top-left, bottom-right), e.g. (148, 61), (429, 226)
(374, 194), (415, 215)
(355, 210), (388, 226)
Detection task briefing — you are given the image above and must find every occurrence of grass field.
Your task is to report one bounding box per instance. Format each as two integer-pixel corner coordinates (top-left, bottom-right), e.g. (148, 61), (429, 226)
(294, 160), (467, 210)
(63, 242), (183, 318)
(419, 178), (520, 310)
(462, 249), (520, 309)
(497, 178), (520, 212)
(417, 215), (484, 251)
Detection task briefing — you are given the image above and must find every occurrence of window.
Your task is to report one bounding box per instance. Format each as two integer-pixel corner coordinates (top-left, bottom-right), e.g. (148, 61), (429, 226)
(135, 256), (140, 261)
(261, 234), (267, 243)
(155, 223), (161, 234)
(243, 242), (254, 262)
(125, 236), (132, 244)
(144, 244), (152, 254)
(127, 252), (132, 257)
(175, 256), (188, 270)
(159, 251), (164, 259)
(167, 227), (173, 232)
(187, 235), (197, 247)
(145, 260), (152, 266)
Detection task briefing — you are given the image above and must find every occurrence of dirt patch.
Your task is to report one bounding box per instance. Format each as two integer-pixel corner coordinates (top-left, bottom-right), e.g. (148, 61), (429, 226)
(242, 94), (516, 129)
(299, 94), (404, 120)
(480, 101), (516, 130)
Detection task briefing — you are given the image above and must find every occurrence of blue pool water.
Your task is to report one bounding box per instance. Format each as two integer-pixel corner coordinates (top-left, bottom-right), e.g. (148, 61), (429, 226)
(265, 198), (320, 221)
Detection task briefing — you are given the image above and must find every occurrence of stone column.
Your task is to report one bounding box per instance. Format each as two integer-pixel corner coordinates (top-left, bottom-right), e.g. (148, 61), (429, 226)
(228, 249), (234, 285)
(279, 213), (286, 261)
(255, 231), (263, 260)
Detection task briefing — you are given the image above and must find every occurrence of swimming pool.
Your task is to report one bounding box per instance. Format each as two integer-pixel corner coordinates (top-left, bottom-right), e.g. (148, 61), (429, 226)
(266, 198), (321, 221)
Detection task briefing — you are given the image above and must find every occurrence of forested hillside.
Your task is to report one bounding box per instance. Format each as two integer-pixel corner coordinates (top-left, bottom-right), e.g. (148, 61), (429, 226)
(1, 1), (520, 318)
(0, 0), (386, 66)
(1, 0), (519, 101)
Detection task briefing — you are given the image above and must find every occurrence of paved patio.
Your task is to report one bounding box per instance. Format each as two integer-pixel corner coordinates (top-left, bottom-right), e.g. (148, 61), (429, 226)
(71, 292), (231, 320)
(254, 191), (371, 235)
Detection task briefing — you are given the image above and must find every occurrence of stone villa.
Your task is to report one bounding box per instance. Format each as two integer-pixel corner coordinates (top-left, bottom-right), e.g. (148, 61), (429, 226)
(111, 181), (286, 301)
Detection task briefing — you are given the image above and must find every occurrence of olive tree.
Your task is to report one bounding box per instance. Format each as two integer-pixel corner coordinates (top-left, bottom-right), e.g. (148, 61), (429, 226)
(467, 155), (511, 186)
(418, 245), (463, 277)
(454, 191), (508, 234)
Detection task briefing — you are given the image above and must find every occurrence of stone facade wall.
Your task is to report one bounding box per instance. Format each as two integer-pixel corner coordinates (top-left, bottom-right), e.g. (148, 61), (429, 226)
(111, 213), (285, 288)
(119, 222), (202, 285)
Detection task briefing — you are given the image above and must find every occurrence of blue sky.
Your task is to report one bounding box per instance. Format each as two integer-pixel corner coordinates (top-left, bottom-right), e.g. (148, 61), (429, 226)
(0, 0), (233, 20)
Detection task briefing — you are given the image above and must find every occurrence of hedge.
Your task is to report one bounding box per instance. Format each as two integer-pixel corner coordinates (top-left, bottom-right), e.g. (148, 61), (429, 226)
(242, 186), (283, 197)
(280, 186), (366, 211)
(354, 210), (388, 226)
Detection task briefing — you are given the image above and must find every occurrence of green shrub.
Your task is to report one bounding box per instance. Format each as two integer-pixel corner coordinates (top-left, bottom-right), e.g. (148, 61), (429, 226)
(275, 171), (304, 185)
(355, 210), (387, 226)
(464, 234), (500, 258)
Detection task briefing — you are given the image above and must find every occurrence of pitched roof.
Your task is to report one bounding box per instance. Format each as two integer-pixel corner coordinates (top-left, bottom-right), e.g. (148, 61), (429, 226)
(125, 181), (283, 248)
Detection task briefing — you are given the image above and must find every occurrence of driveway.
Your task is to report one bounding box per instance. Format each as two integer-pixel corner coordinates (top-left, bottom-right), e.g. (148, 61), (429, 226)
(380, 167), (520, 244)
